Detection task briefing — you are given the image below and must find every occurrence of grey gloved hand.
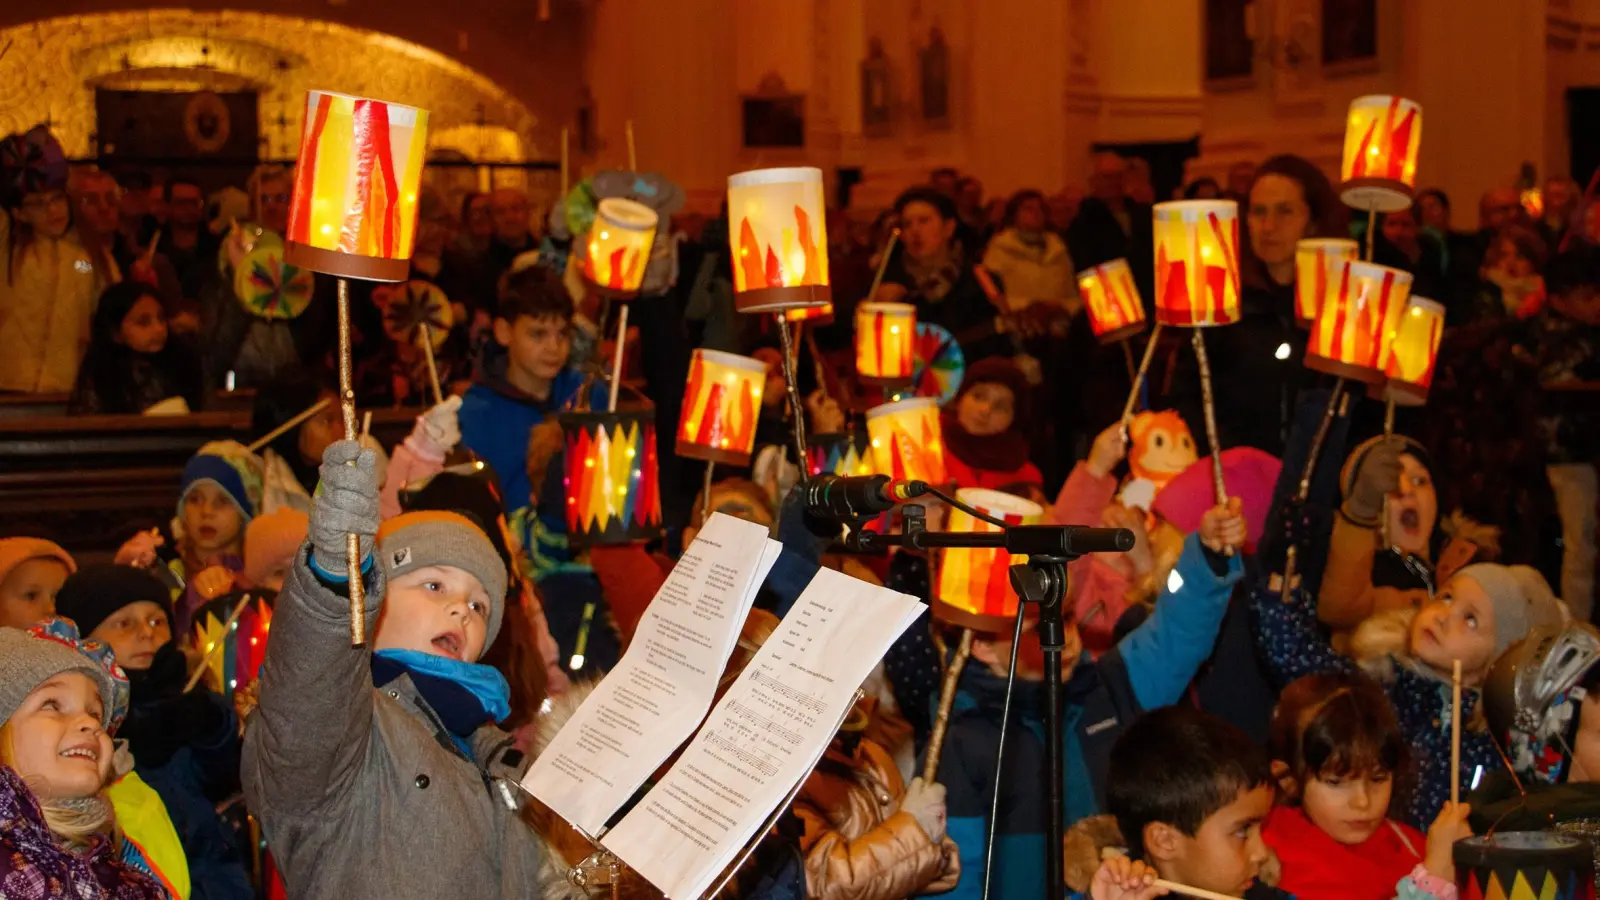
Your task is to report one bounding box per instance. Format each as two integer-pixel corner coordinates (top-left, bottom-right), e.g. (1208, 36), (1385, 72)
(310, 439), (380, 576)
(1344, 437), (1404, 526)
(899, 777), (948, 843)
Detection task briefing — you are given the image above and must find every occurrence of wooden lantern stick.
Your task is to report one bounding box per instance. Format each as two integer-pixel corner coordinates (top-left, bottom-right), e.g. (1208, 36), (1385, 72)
(1280, 380), (1348, 602)
(337, 278), (367, 646)
(1380, 394), (1397, 547)
(183, 594), (251, 694)
(701, 460), (716, 523)
(865, 228), (901, 302)
(1153, 879), (1243, 900)
(559, 127), (570, 200)
(1120, 339), (1137, 383)
(1191, 329), (1228, 505)
(1451, 658), (1463, 804)
(360, 410), (372, 440)
(1120, 322), (1164, 428)
(625, 120), (637, 173)
(143, 229), (161, 266)
(607, 303), (629, 413)
(246, 397), (332, 453)
(420, 324), (444, 407)
(923, 628), (974, 781)
(775, 315), (809, 469)
(1365, 201), (1377, 261)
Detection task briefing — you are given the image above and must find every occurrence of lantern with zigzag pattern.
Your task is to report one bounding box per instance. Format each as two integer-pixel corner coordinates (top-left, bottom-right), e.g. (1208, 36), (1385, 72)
(561, 408), (663, 545)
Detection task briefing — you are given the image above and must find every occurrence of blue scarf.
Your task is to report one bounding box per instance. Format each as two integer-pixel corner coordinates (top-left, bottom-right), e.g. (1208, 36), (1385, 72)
(372, 649), (512, 757)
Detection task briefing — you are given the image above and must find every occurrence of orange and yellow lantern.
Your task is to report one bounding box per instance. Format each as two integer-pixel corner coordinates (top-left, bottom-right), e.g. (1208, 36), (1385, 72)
(676, 349), (765, 466)
(727, 166), (831, 313)
(1306, 260), (1412, 384)
(1339, 95), (1423, 212)
(1153, 200), (1241, 327)
(1294, 238), (1359, 328)
(856, 301), (916, 385)
(285, 91), (430, 282)
(561, 408), (663, 545)
(1077, 258), (1146, 344)
(932, 488), (1045, 631)
(784, 302), (834, 325)
(580, 198), (658, 296)
(1376, 296), (1445, 406)
(866, 396), (947, 483)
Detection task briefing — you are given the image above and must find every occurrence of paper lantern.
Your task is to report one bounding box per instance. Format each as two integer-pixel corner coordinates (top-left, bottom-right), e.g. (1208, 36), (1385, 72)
(726, 166), (831, 312)
(1339, 95), (1423, 213)
(1373, 296), (1445, 406)
(191, 592), (274, 701)
(1294, 239), (1359, 328)
(1305, 261), (1412, 384)
(1153, 200), (1241, 327)
(784, 302), (834, 324)
(1454, 833), (1593, 900)
(580, 197), (658, 296)
(932, 489), (1045, 631)
(856, 302), (916, 385)
(285, 91), (430, 282)
(676, 349), (765, 466)
(1077, 259), (1146, 343)
(806, 430), (873, 477)
(866, 396), (947, 483)
(561, 408), (663, 546)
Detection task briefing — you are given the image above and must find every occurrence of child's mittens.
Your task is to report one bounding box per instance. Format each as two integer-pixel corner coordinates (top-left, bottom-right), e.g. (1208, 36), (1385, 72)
(310, 440), (380, 575)
(1089, 856), (1169, 900)
(1423, 801), (1474, 882)
(407, 395), (463, 462)
(898, 777), (948, 843)
(1346, 437), (1404, 525)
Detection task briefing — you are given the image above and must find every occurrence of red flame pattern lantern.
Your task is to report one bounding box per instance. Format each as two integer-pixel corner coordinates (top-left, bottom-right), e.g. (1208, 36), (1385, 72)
(1153, 200), (1241, 327)
(675, 349), (766, 466)
(1340, 95), (1423, 213)
(1077, 258), (1147, 344)
(1306, 260), (1413, 384)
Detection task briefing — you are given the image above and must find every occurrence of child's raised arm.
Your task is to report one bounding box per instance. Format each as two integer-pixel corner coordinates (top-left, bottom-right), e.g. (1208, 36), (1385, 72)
(243, 439), (382, 817)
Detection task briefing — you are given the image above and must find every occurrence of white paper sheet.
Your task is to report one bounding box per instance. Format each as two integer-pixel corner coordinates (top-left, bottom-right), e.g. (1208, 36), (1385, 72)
(521, 512), (782, 835)
(602, 566), (925, 900)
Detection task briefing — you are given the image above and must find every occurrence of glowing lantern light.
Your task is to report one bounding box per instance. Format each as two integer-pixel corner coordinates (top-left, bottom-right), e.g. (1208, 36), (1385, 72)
(726, 166), (831, 313)
(676, 349), (766, 466)
(1152, 200), (1241, 327)
(580, 197), (658, 296)
(865, 396), (947, 483)
(1339, 95), (1423, 213)
(784, 302), (834, 324)
(560, 408), (663, 545)
(1076, 258), (1147, 344)
(285, 91), (430, 282)
(932, 489), (1045, 630)
(1305, 261), (1412, 384)
(1374, 296), (1445, 406)
(856, 301), (917, 385)
(1294, 238), (1359, 328)
(806, 430), (874, 477)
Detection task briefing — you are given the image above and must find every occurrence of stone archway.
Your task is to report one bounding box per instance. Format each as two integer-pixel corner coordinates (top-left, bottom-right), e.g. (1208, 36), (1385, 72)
(0, 10), (538, 160)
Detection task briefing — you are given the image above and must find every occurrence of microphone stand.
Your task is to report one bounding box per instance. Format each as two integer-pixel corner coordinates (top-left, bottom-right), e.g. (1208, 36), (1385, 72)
(846, 506), (1118, 900)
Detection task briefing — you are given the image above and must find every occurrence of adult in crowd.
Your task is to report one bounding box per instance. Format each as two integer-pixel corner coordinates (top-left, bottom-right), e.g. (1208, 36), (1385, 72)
(1068, 152), (1147, 270)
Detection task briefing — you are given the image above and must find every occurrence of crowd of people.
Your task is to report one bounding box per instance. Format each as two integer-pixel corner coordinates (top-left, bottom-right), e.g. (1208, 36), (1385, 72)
(2, 112), (1600, 900)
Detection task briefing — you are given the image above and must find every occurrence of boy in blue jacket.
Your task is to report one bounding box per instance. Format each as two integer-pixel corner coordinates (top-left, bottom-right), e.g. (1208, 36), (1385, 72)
(931, 500), (1247, 900)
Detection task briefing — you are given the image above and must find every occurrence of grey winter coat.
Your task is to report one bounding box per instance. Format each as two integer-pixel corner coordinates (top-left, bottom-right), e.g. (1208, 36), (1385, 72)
(241, 553), (558, 898)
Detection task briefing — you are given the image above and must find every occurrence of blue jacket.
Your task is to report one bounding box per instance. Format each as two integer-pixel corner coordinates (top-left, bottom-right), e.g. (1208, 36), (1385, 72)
(459, 367), (590, 519)
(931, 533), (1242, 900)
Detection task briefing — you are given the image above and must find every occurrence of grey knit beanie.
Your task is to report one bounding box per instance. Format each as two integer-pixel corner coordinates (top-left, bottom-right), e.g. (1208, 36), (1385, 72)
(377, 511), (508, 656)
(1456, 563), (1568, 658)
(0, 624), (124, 730)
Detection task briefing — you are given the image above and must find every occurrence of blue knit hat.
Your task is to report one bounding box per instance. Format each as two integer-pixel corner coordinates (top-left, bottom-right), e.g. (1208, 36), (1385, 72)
(178, 440), (263, 524)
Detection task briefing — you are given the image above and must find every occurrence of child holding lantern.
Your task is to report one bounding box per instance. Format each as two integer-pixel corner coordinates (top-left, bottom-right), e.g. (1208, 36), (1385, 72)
(941, 357), (1045, 495)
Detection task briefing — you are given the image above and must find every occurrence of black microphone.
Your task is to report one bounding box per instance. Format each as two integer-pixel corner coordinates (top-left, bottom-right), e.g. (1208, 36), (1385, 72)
(803, 473), (930, 521)
(1003, 524), (1136, 557)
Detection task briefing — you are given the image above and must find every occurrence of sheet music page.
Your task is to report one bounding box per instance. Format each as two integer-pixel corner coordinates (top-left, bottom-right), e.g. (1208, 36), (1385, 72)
(521, 512), (782, 835)
(602, 566), (924, 900)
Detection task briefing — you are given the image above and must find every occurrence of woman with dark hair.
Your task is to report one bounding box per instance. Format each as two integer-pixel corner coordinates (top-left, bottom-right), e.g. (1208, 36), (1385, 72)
(873, 186), (1012, 361)
(981, 189), (1078, 319)
(69, 281), (202, 414)
(1166, 154), (1346, 457)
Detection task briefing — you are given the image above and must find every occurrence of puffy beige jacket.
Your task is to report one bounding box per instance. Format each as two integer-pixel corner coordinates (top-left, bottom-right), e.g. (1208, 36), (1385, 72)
(980, 228), (1077, 314)
(0, 211), (104, 392)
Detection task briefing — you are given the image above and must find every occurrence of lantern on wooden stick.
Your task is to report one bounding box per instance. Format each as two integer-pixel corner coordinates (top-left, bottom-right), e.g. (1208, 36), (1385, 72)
(726, 167), (831, 313)
(1305, 261), (1412, 383)
(561, 408), (663, 546)
(1339, 95), (1423, 213)
(1294, 239), (1359, 327)
(932, 488), (1045, 631)
(1372, 296), (1444, 406)
(581, 198), (658, 296)
(1153, 200), (1241, 327)
(1077, 259), (1146, 344)
(855, 301), (916, 386)
(284, 90), (430, 646)
(676, 349), (765, 467)
(866, 396), (947, 483)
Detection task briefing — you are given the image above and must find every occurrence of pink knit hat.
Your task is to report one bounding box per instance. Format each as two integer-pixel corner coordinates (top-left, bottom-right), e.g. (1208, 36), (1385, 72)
(1151, 448), (1282, 554)
(0, 537), (75, 586)
(243, 509), (308, 589)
